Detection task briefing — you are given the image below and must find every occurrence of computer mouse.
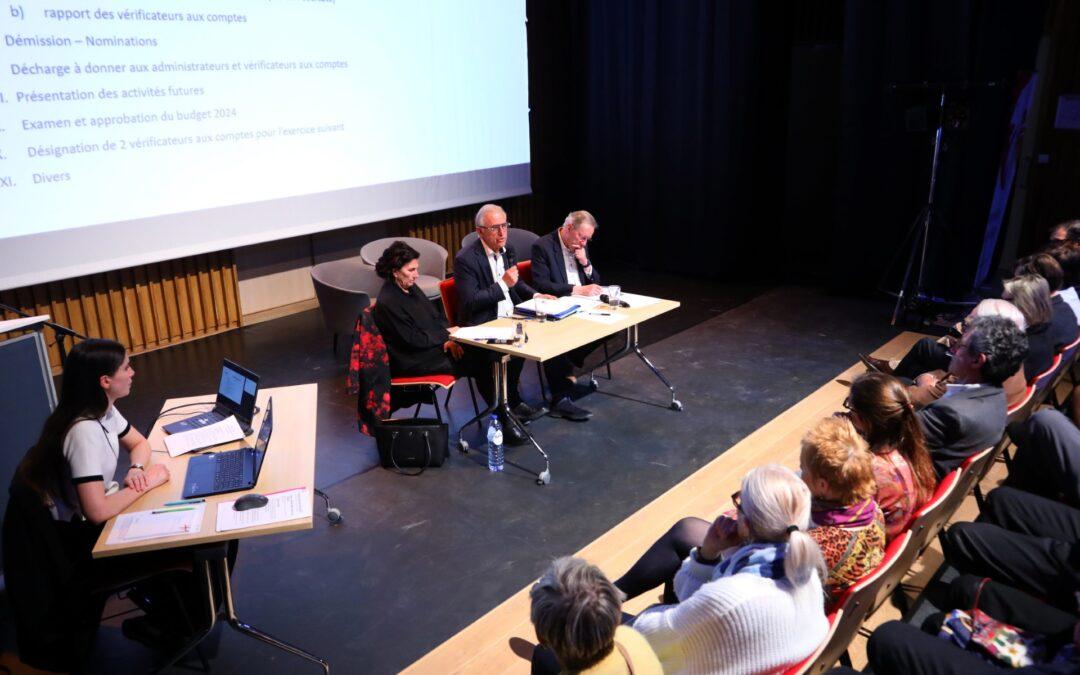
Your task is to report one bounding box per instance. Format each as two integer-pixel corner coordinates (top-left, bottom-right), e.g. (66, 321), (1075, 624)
(233, 493), (269, 511)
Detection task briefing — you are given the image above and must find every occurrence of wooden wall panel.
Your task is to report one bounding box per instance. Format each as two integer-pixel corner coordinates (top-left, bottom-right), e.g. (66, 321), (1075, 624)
(0, 251), (240, 372)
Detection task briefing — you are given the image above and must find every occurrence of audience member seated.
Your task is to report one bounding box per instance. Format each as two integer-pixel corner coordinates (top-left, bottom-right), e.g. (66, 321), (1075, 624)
(1045, 240), (1080, 323)
(529, 557), (662, 675)
(4, 339), (208, 659)
(907, 299), (1029, 410)
(628, 465), (829, 674)
(940, 486), (1080, 613)
(454, 203), (593, 422)
(799, 416), (887, 598)
(844, 372), (936, 540)
(613, 418), (885, 609)
(1006, 409), (1080, 507)
(867, 574), (1079, 675)
(370, 240), (522, 439)
(1003, 274), (1065, 381)
(1012, 255), (1079, 353)
(916, 316), (1027, 476)
(863, 300), (1027, 408)
(528, 210), (609, 415)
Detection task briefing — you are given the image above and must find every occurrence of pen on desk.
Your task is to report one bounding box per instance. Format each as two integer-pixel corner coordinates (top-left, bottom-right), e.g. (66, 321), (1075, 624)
(588, 311), (612, 316)
(164, 498), (205, 506)
(152, 506), (195, 514)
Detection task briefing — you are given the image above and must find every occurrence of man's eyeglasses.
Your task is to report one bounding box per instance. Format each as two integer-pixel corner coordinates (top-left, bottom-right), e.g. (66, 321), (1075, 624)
(478, 223), (511, 232)
(732, 490), (742, 513)
(842, 397), (852, 411)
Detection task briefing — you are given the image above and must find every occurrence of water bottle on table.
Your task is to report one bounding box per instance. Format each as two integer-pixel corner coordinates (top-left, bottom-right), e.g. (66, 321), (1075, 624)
(486, 413), (504, 472)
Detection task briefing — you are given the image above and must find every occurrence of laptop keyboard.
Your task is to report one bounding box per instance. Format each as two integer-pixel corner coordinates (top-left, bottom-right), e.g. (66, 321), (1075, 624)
(213, 451), (245, 490)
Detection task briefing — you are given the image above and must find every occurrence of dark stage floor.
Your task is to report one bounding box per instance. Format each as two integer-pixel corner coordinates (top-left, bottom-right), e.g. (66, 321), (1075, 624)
(1, 269), (904, 673)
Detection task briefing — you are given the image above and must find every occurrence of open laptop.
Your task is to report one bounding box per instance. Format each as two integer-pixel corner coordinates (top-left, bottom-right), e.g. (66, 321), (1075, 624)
(164, 359), (259, 436)
(181, 397), (274, 499)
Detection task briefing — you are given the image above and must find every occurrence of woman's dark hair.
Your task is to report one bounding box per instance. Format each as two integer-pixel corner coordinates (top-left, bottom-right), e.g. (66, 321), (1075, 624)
(847, 372), (936, 505)
(1045, 241), (1080, 289)
(1014, 253), (1064, 293)
(374, 241), (420, 280)
(17, 339), (126, 505)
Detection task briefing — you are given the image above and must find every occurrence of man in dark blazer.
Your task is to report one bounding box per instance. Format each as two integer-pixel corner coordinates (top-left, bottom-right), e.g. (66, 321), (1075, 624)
(454, 204), (593, 428)
(530, 210), (603, 298)
(918, 315), (1028, 476)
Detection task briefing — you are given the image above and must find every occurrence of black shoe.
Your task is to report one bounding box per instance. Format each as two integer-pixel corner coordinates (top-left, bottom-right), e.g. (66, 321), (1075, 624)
(512, 401), (545, 421)
(548, 397), (592, 421)
(501, 418), (529, 445)
(858, 353), (895, 375)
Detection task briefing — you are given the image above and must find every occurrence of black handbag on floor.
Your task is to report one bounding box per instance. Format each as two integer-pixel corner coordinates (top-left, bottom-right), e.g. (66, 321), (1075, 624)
(374, 418), (448, 475)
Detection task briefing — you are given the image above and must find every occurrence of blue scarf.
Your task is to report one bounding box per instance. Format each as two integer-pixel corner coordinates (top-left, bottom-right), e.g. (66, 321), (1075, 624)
(714, 542), (787, 580)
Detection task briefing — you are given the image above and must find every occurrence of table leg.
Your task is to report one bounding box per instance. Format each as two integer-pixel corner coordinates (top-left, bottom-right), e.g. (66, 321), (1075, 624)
(217, 557), (331, 674)
(630, 325), (683, 411)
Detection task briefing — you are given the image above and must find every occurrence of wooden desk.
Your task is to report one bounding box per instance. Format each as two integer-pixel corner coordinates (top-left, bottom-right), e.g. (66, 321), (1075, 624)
(93, 384), (316, 558)
(93, 384), (328, 673)
(451, 298), (682, 485)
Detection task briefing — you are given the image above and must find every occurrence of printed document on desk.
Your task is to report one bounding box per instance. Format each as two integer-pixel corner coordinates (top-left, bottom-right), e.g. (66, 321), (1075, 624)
(574, 310), (623, 325)
(164, 415), (245, 457)
(105, 503), (206, 544)
(216, 488), (312, 532)
(619, 292), (662, 308)
(516, 297), (580, 319)
(454, 326), (517, 341)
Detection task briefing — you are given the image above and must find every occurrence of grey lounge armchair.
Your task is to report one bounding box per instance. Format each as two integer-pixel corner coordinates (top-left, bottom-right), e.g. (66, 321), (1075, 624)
(359, 236), (447, 300)
(310, 258), (381, 354)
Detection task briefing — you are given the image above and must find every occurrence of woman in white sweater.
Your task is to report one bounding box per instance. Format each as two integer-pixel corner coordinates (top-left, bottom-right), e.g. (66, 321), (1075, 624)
(631, 465), (829, 674)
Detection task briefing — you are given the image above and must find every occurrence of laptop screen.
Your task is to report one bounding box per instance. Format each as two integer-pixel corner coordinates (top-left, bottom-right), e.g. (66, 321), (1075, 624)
(217, 359), (259, 422)
(252, 397), (273, 480)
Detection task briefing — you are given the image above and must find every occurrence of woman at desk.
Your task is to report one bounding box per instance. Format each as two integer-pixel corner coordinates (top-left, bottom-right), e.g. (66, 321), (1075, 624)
(373, 241), (504, 416)
(13, 338), (199, 656)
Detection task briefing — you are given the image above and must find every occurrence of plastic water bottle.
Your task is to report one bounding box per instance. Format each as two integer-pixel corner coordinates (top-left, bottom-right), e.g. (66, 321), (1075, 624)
(486, 414), (504, 472)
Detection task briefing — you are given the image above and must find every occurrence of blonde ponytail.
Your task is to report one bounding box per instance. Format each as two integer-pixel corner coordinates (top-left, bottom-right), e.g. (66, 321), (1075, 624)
(741, 464), (827, 586)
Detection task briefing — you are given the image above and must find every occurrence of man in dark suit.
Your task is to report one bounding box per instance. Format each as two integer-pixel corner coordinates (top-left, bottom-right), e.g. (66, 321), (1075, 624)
(454, 204), (593, 429)
(918, 315), (1028, 476)
(530, 210), (603, 298)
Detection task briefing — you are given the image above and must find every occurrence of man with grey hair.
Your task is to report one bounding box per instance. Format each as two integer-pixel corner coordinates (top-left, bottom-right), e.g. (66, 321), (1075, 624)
(918, 315), (1028, 476)
(530, 557), (661, 674)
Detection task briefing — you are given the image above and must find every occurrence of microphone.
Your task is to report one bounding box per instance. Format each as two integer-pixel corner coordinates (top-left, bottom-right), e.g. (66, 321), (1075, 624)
(600, 294), (630, 308)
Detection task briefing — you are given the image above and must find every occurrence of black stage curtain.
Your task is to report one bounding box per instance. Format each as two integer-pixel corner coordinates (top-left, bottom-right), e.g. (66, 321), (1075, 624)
(527, 0), (1046, 294)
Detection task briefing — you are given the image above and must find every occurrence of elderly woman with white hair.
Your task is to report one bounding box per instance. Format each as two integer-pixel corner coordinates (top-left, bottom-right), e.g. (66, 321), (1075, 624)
(628, 465), (829, 674)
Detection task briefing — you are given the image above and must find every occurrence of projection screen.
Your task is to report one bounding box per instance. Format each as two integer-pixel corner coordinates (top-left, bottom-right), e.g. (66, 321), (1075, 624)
(0, 1), (531, 291)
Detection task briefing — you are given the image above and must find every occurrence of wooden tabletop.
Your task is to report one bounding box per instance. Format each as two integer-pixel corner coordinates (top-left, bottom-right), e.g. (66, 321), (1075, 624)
(92, 384), (317, 559)
(451, 298), (681, 362)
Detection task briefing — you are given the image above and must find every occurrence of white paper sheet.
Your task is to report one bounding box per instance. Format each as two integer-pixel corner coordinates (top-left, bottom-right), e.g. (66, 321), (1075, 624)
(574, 311), (624, 325)
(215, 488), (312, 532)
(569, 293), (605, 308)
(106, 503), (205, 544)
(516, 297), (581, 317)
(619, 292), (662, 308)
(453, 326), (517, 341)
(164, 415), (245, 457)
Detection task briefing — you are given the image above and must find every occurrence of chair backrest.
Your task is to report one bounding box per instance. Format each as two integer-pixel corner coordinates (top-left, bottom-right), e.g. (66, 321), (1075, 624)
(782, 610), (841, 675)
(1045, 338), (1080, 400)
(1031, 352), (1063, 391)
(310, 259), (379, 335)
(803, 530), (913, 673)
(1006, 384), (1036, 423)
(439, 278), (458, 325)
(953, 444), (997, 505)
(904, 469), (961, 563)
(460, 228), (540, 261)
(360, 236), (448, 280)
(869, 527), (917, 612)
(517, 260), (533, 286)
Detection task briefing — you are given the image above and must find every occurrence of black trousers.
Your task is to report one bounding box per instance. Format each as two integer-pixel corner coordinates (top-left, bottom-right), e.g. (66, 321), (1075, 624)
(1006, 408), (1080, 507)
(941, 486), (1080, 611)
(895, 337), (950, 380)
(868, 574), (1077, 675)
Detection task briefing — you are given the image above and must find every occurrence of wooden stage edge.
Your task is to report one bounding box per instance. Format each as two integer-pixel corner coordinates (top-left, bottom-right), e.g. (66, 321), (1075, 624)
(403, 331), (928, 674)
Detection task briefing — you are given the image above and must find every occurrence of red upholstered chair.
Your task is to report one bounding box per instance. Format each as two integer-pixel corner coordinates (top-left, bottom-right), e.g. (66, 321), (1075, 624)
(437, 278), (483, 426)
(1030, 352), (1062, 399)
(1045, 333), (1080, 407)
(794, 531), (913, 673)
(516, 259), (533, 286)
